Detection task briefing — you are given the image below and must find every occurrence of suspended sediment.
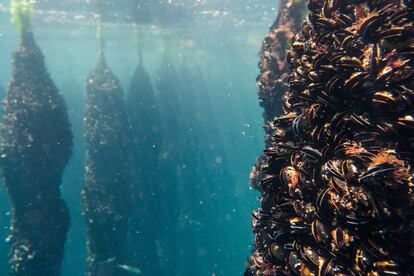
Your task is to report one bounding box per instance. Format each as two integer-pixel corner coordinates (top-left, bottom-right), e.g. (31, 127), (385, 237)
(1, 31), (73, 276)
(247, 0), (414, 274)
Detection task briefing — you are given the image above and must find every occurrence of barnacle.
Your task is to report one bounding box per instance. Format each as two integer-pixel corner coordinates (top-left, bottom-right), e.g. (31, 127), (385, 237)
(247, 0), (414, 275)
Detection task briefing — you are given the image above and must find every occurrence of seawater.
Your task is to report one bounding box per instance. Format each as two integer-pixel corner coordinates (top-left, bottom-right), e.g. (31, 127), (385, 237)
(0, 1), (278, 275)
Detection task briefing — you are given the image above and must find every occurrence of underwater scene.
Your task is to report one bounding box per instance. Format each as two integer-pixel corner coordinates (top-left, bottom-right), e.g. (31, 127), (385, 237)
(1, 0), (414, 275)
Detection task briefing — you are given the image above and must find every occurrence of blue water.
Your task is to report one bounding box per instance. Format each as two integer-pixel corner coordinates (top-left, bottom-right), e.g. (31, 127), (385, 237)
(0, 1), (277, 275)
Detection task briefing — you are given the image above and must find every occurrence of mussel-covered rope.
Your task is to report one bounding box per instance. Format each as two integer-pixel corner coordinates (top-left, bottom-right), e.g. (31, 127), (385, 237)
(251, 0), (308, 191)
(246, 0), (414, 275)
(1, 31), (73, 276)
(83, 49), (134, 276)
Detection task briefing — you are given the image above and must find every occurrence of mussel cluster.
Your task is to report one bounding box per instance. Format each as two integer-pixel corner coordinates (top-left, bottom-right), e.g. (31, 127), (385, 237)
(247, 0), (414, 275)
(257, 0), (307, 144)
(252, 0), (308, 190)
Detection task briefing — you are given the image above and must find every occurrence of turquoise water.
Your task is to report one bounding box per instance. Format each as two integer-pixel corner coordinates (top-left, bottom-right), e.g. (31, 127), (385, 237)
(0, 1), (276, 275)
